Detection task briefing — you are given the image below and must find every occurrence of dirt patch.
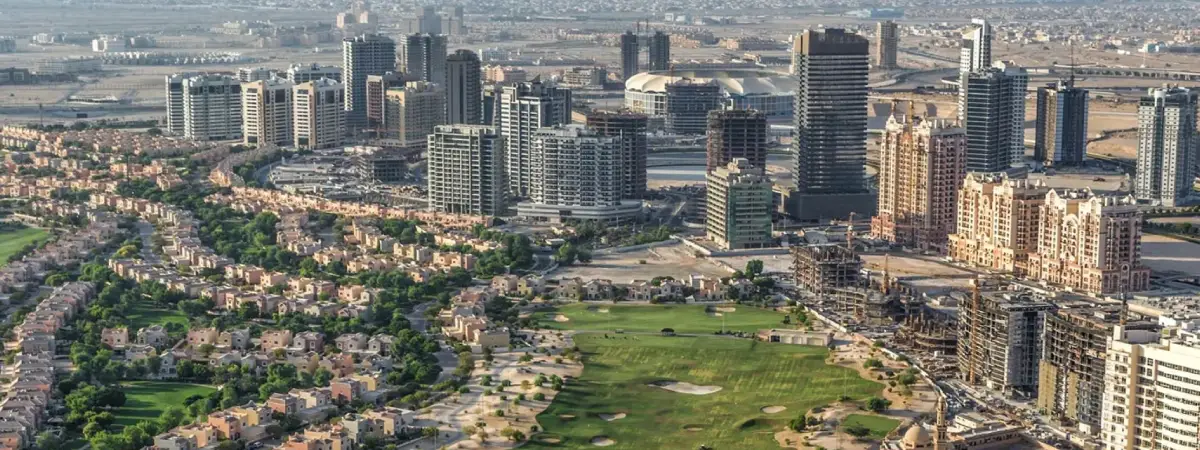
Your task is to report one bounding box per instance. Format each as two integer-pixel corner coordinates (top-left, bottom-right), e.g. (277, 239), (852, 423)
(683, 425), (705, 432)
(761, 406), (787, 414)
(553, 314), (570, 323)
(591, 436), (616, 447)
(715, 306), (736, 312)
(648, 380), (723, 395)
(598, 412), (626, 421)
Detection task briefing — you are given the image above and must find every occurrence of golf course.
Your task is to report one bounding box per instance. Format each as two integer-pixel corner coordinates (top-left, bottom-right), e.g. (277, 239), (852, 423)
(529, 304), (883, 449)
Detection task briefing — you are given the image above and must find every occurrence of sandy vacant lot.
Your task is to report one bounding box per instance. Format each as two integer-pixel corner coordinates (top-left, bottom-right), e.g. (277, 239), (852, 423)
(552, 242), (732, 283)
(1141, 234), (1200, 275)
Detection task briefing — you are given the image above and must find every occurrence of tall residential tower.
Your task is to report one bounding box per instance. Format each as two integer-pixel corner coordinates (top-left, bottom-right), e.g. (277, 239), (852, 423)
(343, 34), (396, 132)
(1134, 86), (1197, 207)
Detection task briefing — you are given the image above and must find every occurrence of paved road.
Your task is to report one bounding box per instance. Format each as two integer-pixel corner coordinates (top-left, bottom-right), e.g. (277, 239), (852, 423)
(135, 220), (161, 264)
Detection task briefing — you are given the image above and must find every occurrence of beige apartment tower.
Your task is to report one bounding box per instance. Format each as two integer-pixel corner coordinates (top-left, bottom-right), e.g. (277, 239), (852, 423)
(875, 21), (899, 70)
(241, 78), (294, 147)
(384, 81), (447, 151)
(427, 125), (505, 216)
(293, 78), (345, 150)
(1102, 326), (1200, 450)
(1026, 189), (1150, 295)
(947, 173), (1049, 274)
(872, 113), (966, 252)
(706, 158), (773, 250)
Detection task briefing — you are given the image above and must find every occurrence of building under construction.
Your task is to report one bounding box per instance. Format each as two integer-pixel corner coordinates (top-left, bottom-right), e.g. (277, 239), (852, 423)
(893, 311), (959, 378)
(1036, 304), (1156, 435)
(791, 244), (863, 294)
(957, 287), (1055, 398)
(827, 285), (906, 327)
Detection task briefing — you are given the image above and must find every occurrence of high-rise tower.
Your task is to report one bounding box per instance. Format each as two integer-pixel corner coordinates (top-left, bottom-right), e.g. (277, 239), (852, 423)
(1135, 86), (1198, 207)
(427, 125), (506, 216)
(620, 31), (640, 80)
(1034, 79), (1089, 166)
(648, 31), (671, 71)
(586, 110), (649, 200)
(398, 33), (448, 86)
(875, 21), (899, 70)
(962, 63), (1027, 172)
(343, 34), (396, 132)
(446, 49), (483, 124)
(497, 81), (572, 196)
(706, 108), (768, 172)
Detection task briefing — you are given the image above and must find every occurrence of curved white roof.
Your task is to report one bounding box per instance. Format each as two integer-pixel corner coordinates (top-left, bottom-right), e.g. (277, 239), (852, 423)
(625, 69), (797, 96)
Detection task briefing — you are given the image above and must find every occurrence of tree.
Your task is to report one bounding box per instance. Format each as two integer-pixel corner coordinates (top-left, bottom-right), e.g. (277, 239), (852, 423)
(554, 243), (578, 265)
(788, 414), (808, 432)
(863, 358), (883, 369)
(745, 260), (764, 278)
(35, 431), (64, 450)
(865, 396), (892, 412)
(844, 423), (871, 438)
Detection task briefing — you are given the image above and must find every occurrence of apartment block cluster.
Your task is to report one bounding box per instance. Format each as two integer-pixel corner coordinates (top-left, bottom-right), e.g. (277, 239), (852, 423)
(1, 283), (96, 450)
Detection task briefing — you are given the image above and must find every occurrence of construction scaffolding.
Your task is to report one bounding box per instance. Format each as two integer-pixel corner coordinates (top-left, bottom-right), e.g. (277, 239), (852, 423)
(791, 244), (863, 295)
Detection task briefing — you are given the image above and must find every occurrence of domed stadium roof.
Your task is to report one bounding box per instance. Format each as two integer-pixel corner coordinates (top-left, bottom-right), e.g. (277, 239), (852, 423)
(624, 69), (797, 96)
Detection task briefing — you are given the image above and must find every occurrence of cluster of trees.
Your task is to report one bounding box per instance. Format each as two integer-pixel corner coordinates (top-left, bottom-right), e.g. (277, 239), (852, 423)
(570, 222), (676, 248)
(552, 242), (591, 266)
(1144, 220), (1200, 238)
(378, 219), (437, 247)
(473, 233), (535, 278)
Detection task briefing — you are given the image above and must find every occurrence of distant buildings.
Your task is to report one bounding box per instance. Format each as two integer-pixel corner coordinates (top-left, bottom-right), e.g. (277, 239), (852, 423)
(1134, 86), (1197, 207)
(962, 62), (1027, 171)
(293, 79), (345, 150)
(445, 50), (482, 125)
(957, 289), (1054, 397)
(705, 108), (768, 172)
(343, 34), (396, 132)
(182, 74), (242, 141)
(647, 31), (671, 71)
(948, 173), (1049, 273)
(789, 28), (872, 221)
(620, 31), (639, 80)
(663, 79), (721, 135)
(397, 33), (447, 86)
(364, 72), (410, 135)
(585, 110), (648, 200)
(427, 125), (506, 216)
(383, 81), (446, 152)
(1034, 79), (1089, 166)
(872, 113), (967, 252)
(705, 158), (773, 250)
(286, 63), (343, 84)
(497, 81), (572, 197)
(959, 19), (992, 74)
(241, 78), (294, 147)
(516, 125), (641, 222)
(875, 21), (899, 70)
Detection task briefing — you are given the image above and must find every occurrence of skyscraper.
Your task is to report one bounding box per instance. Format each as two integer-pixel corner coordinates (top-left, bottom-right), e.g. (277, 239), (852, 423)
(705, 108), (768, 171)
(383, 81), (446, 151)
(1135, 86), (1197, 207)
(182, 74), (242, 141)
(398, 33), (447, 86)
(497, 81), (572, 196)
(427, 125), (506, 216)
(586, 110), (648, 199)
(871, 113), (967, 252)
(241, 78), (294, 147)
(664, 79), (721, 135)
(790, 28), (872, 221)
(343, 34), (396, 132)
(446, 49), (482, 124)
(1034, 79), (1089, 166)
(648, 31), (670, 71)
(165, 74), (186, 135)
(875, 21), (899, 70)
(293, 78), (345, 150)
(365, 72), (411, 135)
(516, 125), (641, 222)
(959, 19), (992, 74)
(706, 158), (773, 250)
(962, 63), (1027, 172)
(619, 31), (639, 80)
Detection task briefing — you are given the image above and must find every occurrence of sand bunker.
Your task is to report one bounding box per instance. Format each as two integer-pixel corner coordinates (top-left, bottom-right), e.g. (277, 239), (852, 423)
(553, 314), (570, 322)
(591, 436), (615, 447)
(683, 425), (705, 432)
(598, 308), (610, 313)
(715, 306), (737, 312)
(558, 414), (576, 420)
(599, 413), (626, 421)
(540, 437), (562, 444)
(648, 380), (723, 395)
(707, 312), (723, 317)
(761, 406), (787, 414)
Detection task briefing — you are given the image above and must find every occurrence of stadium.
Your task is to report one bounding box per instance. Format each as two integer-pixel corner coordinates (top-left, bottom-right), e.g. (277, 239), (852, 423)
(623, 69), (797, 121)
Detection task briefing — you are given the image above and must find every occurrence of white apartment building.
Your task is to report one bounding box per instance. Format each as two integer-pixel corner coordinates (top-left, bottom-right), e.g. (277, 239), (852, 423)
(706, 158), (773, 250)
(286, 63), (343, 84)
(1102, 324), (1200, 450)
(383, 81), (446, 151)
(1135, 86), (1197, 207)
(182, 74), (242, 141)
(426, 125), (505, 216)
(165, 74), (186, 135)
(241, 78), (294, 147)
(293, 78), (345, 150)
(516, 125), (641, 222)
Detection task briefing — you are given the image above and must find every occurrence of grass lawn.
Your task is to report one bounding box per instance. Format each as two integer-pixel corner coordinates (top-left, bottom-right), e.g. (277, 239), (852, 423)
(113, 381), (216, 427)
(842, 414), (901, 440)
(126, 297), (190, 330)
(0, 227), (48, 266)
(529, 334), (882, 449)
(535, 303), (789, 334)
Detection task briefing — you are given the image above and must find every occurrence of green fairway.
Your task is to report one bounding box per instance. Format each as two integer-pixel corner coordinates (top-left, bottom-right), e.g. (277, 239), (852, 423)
(0, 227), (48, 266)
(842, 414), (901, 440)
(114, 381), (216, 427)
(536, 303), (789, 334)
(126, 298), (190, 331)
(529, 334), (882, 449)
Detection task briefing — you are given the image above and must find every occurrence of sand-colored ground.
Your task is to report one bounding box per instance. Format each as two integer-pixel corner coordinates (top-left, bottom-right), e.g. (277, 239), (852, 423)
(1141, 234), (1200, 275)
(552, 242), (731, 283)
